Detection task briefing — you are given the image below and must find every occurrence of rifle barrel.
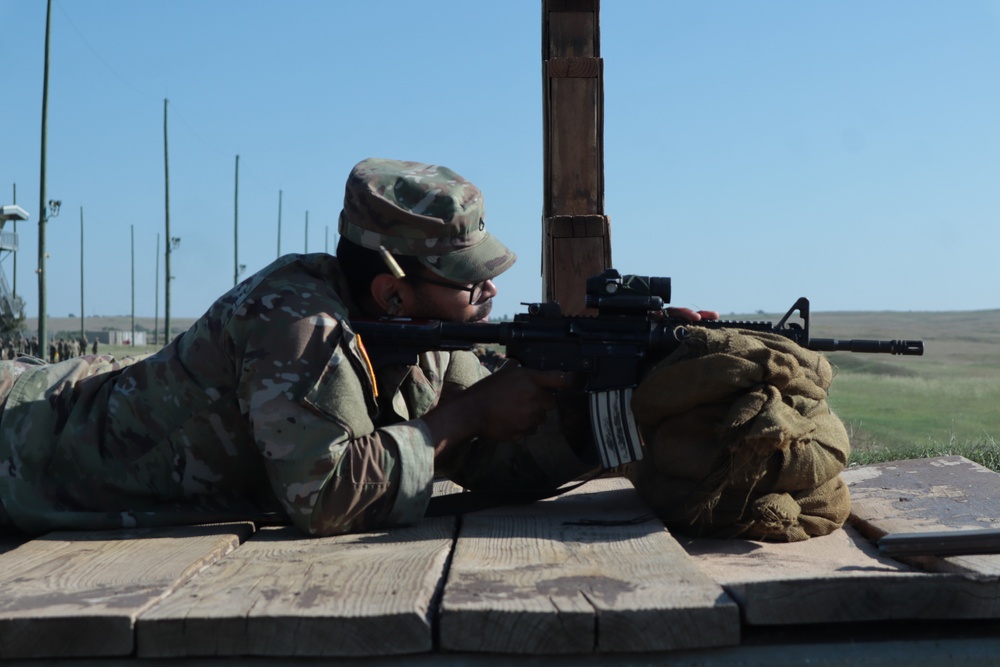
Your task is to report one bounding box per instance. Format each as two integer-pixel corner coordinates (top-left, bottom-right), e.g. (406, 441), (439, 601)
(809, 338), (924, 355)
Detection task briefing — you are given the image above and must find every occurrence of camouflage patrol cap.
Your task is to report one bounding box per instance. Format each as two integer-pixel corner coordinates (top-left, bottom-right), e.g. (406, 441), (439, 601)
(338, 158), (516, 283)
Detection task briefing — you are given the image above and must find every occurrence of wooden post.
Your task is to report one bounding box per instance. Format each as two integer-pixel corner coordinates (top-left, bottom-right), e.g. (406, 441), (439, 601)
(541, 0), (611, 315)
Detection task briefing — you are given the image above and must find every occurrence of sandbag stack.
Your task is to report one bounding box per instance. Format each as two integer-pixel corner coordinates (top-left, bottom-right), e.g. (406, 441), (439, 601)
(626, 326), (852, 541)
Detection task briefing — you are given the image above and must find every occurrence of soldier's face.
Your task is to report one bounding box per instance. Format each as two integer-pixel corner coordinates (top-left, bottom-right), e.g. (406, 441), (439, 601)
(399, 274), (497, 323)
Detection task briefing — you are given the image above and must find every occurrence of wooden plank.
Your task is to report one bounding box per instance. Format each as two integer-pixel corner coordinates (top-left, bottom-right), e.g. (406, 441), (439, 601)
(546, 74), (602, 215)
(546, 214), (608, 239)
(680, 459), (1000, 625)
(0, 523), (252, 659)
(545, 6), (598, 59)
(843, 455), (1000, 576)
(542, 68), (608, 312)
(137, 518), (456, 658)
(678, 523), (1000, 624)
(439, 477), (739, 654)
(879, 527), (1000, 558)
(547, 236), (611, 314)
(544, 214), (611, 316)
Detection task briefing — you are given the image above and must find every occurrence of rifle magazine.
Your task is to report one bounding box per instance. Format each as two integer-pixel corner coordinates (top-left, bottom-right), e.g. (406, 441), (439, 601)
(588, 388), (645, 469)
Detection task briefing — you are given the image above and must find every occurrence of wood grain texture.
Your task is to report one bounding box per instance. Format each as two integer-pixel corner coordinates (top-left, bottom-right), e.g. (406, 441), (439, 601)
(547, 76), (601, 214)
(545, 8), (597, 59)
(544, 235), (611, 315)
(0, 523), (251, 659)
(545, 214), (609, 240)
(439, 478), (739, 654)
(543, 213), (611, 307)
(542, 69), (607, 311)
(547, 57), (600, 78)
(678, 458), (1000, 625)
(137, 519), (456, 658)
(843, 455), (1000, 576)
(678, 524), (997, 624)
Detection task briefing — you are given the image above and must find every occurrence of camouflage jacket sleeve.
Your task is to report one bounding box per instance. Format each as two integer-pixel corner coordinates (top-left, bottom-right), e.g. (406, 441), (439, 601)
(0, 256), (440, 536)
(227, 259), (437, 536)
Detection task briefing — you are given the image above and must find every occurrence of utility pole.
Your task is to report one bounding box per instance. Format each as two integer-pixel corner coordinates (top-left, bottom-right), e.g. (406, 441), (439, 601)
(163, 98), (172, 344)
(79, 206), (84, 343)
(233, 154), (239, 286)
(12, 184), (17, 300)
(276, 190), (282, 258)
(304, 211), (309, 253)
(130, 225), (135, 347)
(541, 0), (610, 315)
(154, 234), (159, 347)
(37, 0), (53, 348)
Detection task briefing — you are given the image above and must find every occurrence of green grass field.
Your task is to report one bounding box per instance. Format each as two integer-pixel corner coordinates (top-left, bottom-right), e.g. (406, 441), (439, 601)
(780, 309), (1000, 470)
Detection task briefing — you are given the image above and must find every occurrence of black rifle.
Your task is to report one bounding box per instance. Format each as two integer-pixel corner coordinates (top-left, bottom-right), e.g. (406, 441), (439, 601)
(351, 269), (923, 470)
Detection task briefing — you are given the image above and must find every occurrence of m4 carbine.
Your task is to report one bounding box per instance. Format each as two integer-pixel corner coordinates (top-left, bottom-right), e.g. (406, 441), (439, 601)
(351, 269), (923, 470)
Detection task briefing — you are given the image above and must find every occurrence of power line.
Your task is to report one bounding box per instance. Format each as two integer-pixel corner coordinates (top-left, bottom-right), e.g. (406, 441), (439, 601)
(54, 0), (155, 102)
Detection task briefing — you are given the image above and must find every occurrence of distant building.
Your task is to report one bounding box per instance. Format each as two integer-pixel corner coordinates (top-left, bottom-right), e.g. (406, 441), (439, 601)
(102, 330), (148, 346)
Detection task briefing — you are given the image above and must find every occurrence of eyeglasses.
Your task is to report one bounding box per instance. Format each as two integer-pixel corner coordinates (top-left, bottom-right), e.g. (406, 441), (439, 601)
(406, 276), (487, 305)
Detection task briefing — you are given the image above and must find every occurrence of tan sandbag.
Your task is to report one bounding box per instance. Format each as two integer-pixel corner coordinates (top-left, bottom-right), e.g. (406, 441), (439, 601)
(735, 476), (852, 542)
(627, 326), (852, 541)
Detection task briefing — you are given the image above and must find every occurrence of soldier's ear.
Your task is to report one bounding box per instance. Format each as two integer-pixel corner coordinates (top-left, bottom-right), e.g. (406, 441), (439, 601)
(370, 274), (404, 315)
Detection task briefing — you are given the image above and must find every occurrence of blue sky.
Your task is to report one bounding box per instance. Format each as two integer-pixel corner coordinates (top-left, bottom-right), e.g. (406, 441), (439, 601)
(2, 1), (999, 323)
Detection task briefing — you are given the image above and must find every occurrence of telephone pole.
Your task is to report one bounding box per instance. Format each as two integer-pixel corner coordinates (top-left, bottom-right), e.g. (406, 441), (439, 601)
(37, 0), (53, 347)
(130, 225), (135, 347)
(163, 98), (172, 344)
(233, 154), (240, 286)
(79, 207), (84, 342)
(276, 190), (282, 258)
(154, 234), (160, 347)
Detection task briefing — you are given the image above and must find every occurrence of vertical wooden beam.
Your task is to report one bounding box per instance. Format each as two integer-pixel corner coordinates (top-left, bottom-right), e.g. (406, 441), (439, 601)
(542, 0), (611, 315)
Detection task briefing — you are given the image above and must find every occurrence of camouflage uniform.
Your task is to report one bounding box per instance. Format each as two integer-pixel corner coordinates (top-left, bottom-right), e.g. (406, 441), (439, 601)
(0, 158), (590, 536)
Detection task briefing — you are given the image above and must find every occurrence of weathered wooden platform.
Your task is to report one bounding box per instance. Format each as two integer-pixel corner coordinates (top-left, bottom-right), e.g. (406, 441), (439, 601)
(1, 456), (999, 665)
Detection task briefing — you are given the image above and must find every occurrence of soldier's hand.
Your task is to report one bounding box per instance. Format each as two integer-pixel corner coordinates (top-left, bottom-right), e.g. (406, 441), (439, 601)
(663, 306), (720, 322)
(462, 365), (571, 441)
(424, 366), (572, 461)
